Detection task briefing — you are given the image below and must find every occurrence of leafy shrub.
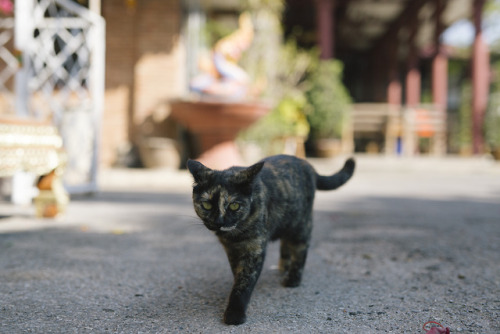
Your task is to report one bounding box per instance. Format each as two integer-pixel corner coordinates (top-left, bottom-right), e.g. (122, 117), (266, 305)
(306, 60), (352, 139)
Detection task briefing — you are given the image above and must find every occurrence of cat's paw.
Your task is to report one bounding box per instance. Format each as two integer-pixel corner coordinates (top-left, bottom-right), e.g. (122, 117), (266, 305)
(224, 308), (246, 325)
(282, 274), (302, 288)
(278, 258), (290, 273)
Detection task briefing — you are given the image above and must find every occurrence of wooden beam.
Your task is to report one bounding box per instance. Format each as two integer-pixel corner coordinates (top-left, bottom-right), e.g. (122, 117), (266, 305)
(315, 0), (335, 59)
(406, 12), (421, 106)
(433, 0), (446, 47)
(370, 0), (429, 106)
(432, 0), (448, 110)
(372, 0), (428, 54)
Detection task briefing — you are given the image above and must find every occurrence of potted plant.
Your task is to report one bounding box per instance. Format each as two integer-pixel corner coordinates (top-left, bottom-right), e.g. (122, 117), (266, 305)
(485, 92), (500, 160)
(305, 59), (352, 157)
(238, 39), (316, 158)
(455, 82), (473, 156)
(485, 60), (500, 160)
(240, 93), (310, 157)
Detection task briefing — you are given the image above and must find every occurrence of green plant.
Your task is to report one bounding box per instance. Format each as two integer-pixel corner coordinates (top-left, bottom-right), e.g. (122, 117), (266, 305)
(457, 82), (473, 150)
(239, 94), (310, 157)
(202, 19), (236, 47)
(267, 39), (317, 103)
(240, 0), (284, 99)
(485, 92), (500, 148)
(305, 60), (352, 139)
(239, 39), (316, 151)
(238, 1), (316, 154)
(243, 94), (309, 142)
(485, 59), (500, 150)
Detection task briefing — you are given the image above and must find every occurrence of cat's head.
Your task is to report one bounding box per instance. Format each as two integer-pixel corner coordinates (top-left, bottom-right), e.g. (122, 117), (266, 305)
(187, 160), (264, 234)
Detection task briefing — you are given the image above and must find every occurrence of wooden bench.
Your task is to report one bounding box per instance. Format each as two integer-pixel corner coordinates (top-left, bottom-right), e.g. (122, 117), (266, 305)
(350, 103), (402, 154)
(349, 103), (447, 156)
(0, 116), (69, 217)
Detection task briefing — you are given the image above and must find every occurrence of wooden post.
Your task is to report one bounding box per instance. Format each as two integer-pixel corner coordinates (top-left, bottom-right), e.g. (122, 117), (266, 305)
(316, 0), (335, 59)
(387, 40), (401, 106)
(406, 21), (421, 106)
(432, 52), (448, 109)
(472, 0), (490, 154)
(432, 0), (448, 111)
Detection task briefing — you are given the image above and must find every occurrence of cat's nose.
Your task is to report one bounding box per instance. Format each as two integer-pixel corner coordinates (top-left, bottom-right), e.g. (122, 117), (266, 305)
(216, 216), (225, 226)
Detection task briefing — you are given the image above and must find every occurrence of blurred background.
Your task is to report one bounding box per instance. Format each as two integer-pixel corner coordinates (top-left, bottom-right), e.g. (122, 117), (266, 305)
(0, 0), (500, 197)
(1, 3), (498, 332)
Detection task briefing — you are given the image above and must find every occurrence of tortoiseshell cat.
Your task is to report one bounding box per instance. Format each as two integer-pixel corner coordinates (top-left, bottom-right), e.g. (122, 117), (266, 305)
(187, 154), (355, 325)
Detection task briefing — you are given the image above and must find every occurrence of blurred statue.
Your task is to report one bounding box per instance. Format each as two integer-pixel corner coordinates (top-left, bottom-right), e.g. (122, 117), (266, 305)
(190, 12), (254, 100)
(0, 0), (13, 15)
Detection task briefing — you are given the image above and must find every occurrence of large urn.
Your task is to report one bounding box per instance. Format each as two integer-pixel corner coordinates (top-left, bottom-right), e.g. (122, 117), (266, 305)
(170, 99), (270, 169)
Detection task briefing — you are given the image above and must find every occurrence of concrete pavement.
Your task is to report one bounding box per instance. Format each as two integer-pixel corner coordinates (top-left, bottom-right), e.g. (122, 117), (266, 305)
(1, 155), (499, 333)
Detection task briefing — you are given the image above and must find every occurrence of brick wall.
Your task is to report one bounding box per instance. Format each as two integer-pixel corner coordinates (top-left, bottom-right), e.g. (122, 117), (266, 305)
(101, 0), (185, 167)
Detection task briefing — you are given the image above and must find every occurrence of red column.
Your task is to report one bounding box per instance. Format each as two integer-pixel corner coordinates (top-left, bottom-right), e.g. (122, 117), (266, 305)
(388, 73), (402, 106)
(472, 0), (490, 154)
(432, 0), (448, 111)
(406, 64), (421, 106)
(387, 41), (401, 106)
(316, 0), (335, 59)
(406, 18), (420, 106)
(432, 51), (448, 109)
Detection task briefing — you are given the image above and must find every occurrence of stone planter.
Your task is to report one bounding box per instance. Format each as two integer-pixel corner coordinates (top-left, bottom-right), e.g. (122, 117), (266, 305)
(138, 137), (181, 169)
(170, 99), (270, 169)
(272, 137), (306, 158)
(314, 138), (343, 158)
(491, 147), (500, 161)
(459, 145), (473, 157)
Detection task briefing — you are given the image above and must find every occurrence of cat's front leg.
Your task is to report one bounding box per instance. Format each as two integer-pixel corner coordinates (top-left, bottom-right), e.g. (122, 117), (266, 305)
(223, 242), (266, 325)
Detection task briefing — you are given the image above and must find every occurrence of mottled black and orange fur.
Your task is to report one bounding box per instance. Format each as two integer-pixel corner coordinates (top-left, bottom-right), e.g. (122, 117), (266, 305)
(187, 154), (355, 325)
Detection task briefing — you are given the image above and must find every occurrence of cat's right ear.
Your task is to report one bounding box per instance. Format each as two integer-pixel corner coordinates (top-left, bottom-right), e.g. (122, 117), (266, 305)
(233, 161), (264, 185)
(187, 159), (212, 184)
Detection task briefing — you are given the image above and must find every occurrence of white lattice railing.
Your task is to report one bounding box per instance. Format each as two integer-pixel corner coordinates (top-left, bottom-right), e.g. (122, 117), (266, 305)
(14, 0), (105, 194)
(0, 17), (17, 114)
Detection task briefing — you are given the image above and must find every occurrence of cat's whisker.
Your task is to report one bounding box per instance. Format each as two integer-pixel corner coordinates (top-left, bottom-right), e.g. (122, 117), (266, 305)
(170, 214), (200, 221)
(185, 224), (206, 230)
(165, 213), (206, 227)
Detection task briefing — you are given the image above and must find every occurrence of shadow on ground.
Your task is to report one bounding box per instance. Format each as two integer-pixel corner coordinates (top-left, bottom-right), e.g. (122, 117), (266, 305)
(0, 189), (499, 332)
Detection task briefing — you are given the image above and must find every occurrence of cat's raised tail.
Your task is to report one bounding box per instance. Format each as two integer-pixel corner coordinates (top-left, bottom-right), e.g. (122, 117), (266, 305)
(315, 158), (355, 191)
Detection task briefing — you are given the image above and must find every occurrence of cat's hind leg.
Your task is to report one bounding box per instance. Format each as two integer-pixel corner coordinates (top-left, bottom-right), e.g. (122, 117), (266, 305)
(279, 239), (291, 273)
(280, 213), (312, 287)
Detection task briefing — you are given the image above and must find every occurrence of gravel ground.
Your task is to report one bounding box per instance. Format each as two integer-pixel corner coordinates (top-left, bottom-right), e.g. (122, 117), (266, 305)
(0, 156), (499, 333)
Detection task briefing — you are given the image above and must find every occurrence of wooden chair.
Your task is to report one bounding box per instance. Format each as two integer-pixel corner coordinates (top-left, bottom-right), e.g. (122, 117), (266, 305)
(402, 105), (447, 156)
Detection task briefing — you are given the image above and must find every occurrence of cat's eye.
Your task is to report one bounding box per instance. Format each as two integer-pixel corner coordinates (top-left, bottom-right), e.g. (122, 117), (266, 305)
(201, 201), (212, 210)
(229, 203), (240, 211)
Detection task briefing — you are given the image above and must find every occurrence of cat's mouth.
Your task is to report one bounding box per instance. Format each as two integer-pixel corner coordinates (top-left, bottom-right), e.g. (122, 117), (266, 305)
(219, 225), (237, 232)
(204, 222), (238, 233)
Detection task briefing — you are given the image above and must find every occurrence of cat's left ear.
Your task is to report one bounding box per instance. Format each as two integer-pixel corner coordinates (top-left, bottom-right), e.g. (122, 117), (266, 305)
(187, 159), (212, 184)
(234, 162), (264, 184)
